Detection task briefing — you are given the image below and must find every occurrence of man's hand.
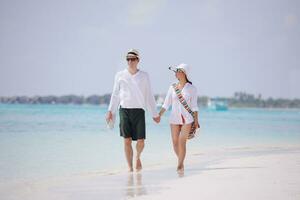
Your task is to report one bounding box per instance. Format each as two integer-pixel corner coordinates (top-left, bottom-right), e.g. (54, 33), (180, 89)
(153, 116), (160, 124)
(106, 111), (113, 123)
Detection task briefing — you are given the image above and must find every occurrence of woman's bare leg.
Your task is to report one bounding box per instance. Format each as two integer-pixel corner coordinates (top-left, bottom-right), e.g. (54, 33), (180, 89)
(177, 123), (192, 172)
(171, 124), (181, 158)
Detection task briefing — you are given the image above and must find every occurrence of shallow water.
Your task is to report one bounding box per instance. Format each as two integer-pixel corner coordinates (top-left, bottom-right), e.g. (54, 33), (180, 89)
(0, 104), (299, 182)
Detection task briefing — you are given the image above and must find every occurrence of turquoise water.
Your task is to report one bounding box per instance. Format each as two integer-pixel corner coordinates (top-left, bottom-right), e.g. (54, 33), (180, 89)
(0, 104), (300, 182)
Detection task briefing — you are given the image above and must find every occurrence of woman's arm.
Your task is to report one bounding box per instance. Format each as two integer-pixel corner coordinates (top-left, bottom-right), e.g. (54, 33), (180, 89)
(159, 108), (166, 117)
(161, 86), (172, 112)
(191, 87), (199, 128)
(193, 111), (200, 128)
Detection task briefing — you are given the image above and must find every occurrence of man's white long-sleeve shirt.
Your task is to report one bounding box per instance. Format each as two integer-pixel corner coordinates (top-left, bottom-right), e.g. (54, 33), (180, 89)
(108, 68), (158, 118)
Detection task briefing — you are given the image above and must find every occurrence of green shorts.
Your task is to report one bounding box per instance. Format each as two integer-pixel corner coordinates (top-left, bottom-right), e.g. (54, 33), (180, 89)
(119, 107), (146, 141)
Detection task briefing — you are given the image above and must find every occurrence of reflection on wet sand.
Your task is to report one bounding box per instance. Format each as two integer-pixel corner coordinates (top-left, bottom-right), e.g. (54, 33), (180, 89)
(125, 173), (147, 198)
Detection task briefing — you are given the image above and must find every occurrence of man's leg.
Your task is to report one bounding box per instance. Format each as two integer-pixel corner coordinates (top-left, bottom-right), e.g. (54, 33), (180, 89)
(124, 138), (133, 172)
(136, 139), (144, 171)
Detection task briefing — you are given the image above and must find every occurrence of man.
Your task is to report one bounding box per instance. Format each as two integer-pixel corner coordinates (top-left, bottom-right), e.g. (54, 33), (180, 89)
(106, 49), (160, 172)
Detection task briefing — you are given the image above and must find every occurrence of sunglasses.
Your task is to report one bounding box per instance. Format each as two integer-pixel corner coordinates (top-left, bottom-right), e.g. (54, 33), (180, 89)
(168, 67), (185, 73)
(176, 69), (184, 73)
(126, 57), (138, 62)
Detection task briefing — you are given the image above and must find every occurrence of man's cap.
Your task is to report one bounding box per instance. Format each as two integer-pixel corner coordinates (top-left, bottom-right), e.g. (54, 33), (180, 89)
(126, 49), (140, 59)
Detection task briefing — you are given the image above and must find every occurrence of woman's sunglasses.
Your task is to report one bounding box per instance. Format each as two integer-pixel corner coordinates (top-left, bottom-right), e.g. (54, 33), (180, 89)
(168, 67), (184, 73)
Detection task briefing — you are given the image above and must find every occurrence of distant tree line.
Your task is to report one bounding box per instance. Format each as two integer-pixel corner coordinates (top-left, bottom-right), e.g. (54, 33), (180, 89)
(0, 94), (111, 105)
(202, 92), (300, 108)
(0, 92), (300, 108)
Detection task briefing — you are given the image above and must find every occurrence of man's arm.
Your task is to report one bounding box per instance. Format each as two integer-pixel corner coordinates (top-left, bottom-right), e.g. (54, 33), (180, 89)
(106, 73), (120, 122)
(144, 73), (160, 123)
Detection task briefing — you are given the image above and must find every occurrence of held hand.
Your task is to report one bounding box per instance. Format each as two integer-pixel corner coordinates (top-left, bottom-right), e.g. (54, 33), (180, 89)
(153, 116), (160, 124)
(106, 111), (113, 123)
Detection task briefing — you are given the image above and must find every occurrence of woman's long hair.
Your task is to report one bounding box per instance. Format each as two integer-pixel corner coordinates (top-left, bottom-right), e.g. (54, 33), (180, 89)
(185, 75), (192, 85)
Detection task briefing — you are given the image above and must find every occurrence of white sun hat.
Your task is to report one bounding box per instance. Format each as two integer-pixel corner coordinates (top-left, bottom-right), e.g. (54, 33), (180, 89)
(126, 49), (140, 59)
(176, 63), (191, 81)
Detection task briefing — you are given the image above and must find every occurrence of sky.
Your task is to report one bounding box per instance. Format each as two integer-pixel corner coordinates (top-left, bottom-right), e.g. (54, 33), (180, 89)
(0, 0), (299, 98)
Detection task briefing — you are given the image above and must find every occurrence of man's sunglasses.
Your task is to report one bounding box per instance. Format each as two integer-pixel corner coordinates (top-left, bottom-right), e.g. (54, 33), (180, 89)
(126, 57), (138, 62)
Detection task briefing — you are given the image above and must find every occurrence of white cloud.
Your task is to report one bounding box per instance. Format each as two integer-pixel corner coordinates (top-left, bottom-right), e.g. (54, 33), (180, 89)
(127, 0), (167, 26)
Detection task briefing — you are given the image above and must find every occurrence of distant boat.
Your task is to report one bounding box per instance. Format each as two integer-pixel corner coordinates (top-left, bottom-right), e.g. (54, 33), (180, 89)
(207, 99), (228, 111)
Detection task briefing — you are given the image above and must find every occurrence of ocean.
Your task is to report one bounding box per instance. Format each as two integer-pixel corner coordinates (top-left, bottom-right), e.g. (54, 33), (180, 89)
(0, 104), (300, 183)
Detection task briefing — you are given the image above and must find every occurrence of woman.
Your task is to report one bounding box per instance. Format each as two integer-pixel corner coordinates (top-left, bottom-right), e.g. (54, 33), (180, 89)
(159, 63), (199, 172)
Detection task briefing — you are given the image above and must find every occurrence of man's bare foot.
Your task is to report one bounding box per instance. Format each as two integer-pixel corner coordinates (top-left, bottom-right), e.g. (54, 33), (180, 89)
(128, 167), (133, 172)
(136, 158), (142, 171)
(177, 164), (184, 173)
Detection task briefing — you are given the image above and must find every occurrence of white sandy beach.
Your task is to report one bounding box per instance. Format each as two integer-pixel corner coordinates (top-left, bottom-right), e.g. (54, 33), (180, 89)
(136, 147), (300, 200)
(1, 145), (300, 200)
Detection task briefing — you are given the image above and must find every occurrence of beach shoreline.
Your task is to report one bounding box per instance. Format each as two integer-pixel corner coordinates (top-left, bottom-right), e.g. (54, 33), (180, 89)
(1, 144), (300, 200)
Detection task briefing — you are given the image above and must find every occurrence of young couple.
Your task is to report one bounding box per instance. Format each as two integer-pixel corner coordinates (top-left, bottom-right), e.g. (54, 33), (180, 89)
(106, 49), (200, 173)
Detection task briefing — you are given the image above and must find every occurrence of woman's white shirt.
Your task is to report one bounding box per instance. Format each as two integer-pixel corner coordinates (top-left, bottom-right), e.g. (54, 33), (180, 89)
(162, 83), (198, 125)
